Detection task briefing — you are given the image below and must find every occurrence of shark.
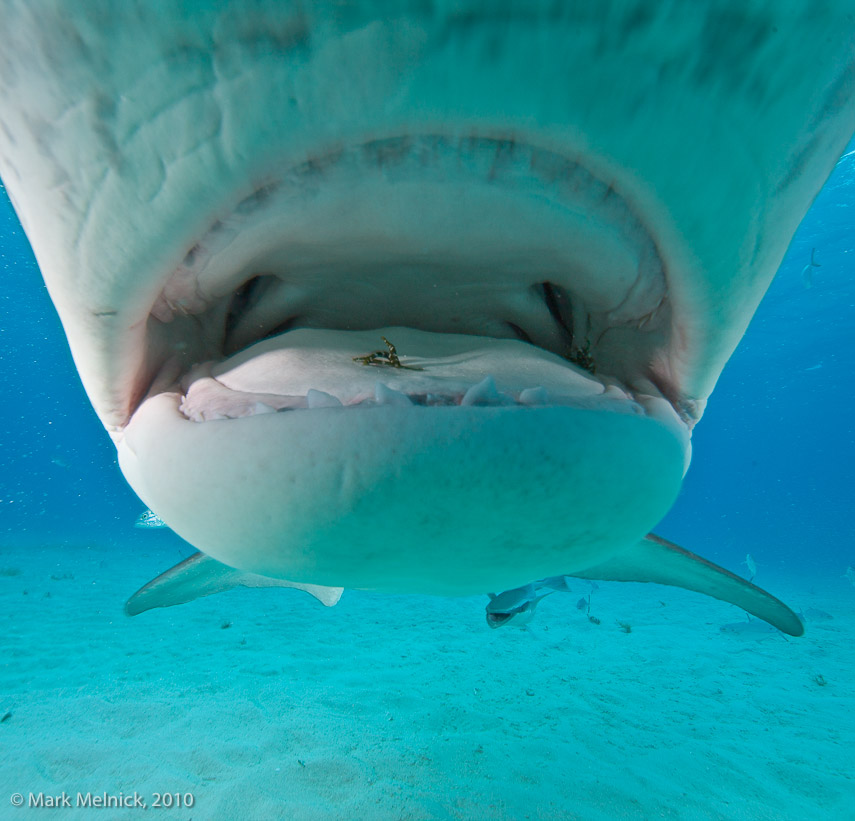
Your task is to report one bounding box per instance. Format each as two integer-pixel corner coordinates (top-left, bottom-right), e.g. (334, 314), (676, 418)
(485, 575), (572, 629)
(486, 585), (552, 630)
(0, 2), (852, 635)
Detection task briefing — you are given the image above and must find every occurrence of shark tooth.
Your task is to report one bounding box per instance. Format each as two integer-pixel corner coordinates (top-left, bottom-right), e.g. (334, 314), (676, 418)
(461, 376), (511, 406)
(375, 382), (413, 406)
(519, 386), (549, 406)
(248, 402), (277, 416)
(307, 389), (343, 409)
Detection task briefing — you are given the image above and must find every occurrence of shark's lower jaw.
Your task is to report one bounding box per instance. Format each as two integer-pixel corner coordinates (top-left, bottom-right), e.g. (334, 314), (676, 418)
(119, 393), (687, 594)
(116, 133), (691, 593)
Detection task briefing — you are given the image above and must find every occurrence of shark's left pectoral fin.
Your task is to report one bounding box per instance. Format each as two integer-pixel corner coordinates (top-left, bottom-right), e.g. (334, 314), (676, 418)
(125, 551), (344, 616)
(570, 534), (804, 636)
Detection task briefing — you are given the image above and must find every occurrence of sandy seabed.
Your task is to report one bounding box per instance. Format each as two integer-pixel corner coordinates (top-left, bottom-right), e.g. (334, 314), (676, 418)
(0, 539), (852, 820)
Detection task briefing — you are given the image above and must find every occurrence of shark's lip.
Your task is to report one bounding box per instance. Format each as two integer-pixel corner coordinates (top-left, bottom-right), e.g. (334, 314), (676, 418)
(125, 133), (689, 434)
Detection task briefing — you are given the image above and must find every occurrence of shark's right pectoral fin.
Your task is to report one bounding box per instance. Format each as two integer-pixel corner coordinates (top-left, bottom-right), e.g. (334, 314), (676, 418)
(569, 534), (804, 636)
(125, 551), (344, 616)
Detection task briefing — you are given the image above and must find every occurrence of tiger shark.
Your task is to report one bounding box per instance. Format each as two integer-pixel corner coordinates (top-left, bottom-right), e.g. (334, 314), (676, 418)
(1, 1), (852, 635)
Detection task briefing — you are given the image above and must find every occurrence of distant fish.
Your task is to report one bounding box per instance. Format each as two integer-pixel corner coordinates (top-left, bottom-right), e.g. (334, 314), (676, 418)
(742, 553), (757, 582)
(801, 247), (821, 289)
(720, 618), (787, 639)
(844, 566), (855, 588)
(801, 607), (833, 622)
(134, 509), (167, 529)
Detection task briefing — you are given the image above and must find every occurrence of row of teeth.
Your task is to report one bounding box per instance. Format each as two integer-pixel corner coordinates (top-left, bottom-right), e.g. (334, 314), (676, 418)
(180, 376), (631, 422)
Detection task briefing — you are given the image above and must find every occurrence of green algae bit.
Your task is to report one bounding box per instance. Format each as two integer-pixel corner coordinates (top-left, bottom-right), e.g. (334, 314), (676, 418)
(353, 336), (424, 370)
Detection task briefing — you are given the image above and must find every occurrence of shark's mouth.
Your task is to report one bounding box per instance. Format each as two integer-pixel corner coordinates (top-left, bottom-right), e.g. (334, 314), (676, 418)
(132, 135), (685, 429)
(117, 133), (691, 592)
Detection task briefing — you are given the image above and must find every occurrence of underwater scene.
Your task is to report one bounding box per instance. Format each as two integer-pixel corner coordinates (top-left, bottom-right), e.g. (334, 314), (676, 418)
(1, 7), (854, 821)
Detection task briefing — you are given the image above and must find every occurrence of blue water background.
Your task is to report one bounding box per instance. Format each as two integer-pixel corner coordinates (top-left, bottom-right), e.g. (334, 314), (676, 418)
(1, 142), (853, 578)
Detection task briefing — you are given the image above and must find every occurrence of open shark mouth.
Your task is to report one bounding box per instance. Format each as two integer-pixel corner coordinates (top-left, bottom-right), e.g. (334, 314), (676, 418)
(114, 133), (694, 592)
(132, 135), (694, 422)
(130, 134), (688, 439)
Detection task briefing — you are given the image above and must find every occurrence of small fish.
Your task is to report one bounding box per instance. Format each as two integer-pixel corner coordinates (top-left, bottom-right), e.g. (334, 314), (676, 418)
(801, 247), (821, 289)
(485, 584), (552, 629)
(742, 553), (757, 581)
(485, 574), (573, 628)
(801, 607), (833, 622)
(843, 566), (855, 588)
(134, 509), (167, 529)
(720, 618), (785, 639)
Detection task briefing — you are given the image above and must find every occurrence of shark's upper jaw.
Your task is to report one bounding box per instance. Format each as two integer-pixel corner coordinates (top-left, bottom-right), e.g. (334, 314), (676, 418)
(133, 132), (682, 432)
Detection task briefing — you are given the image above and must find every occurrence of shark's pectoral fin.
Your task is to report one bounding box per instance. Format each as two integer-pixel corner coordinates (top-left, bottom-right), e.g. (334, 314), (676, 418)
(568, 534), (804, 637)
(125, 551), (344, 616)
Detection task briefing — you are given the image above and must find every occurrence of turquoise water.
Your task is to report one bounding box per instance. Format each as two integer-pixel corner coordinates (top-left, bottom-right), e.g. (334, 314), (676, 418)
(0, 141), (853, 818)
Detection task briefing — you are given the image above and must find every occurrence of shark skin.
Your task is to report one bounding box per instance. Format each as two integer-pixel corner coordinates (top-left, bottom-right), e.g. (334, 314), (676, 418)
(0, 2), (852, 629)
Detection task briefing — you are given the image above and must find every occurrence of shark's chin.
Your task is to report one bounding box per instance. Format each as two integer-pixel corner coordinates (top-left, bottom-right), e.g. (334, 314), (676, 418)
(118, 369), (687, 593)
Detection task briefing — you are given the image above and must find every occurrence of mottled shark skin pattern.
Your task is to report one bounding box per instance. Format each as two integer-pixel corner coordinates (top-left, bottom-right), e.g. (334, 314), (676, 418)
(0, 2), (852, 633)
